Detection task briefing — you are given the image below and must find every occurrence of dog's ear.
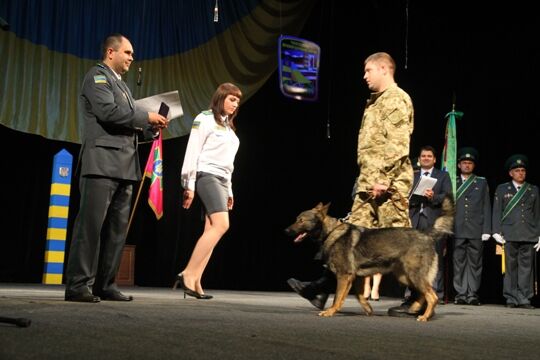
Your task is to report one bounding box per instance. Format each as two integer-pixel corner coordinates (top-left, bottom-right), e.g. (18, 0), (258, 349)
(321, 202), (331, 215)
(314, 202), (324, 210)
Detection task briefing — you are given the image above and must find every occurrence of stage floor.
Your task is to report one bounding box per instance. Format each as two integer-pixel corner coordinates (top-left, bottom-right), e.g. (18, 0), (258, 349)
(1, 283), (539, 359)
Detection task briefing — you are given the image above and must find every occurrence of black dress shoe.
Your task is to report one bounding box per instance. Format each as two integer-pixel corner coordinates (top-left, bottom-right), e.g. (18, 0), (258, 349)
(65, 293), (100, 303)
(95, 291), (133, 301)
(454, 298), (467, 305)
(309, 293), (329, 310)
(467, 298), (481, 306)
(505, 303), (517, 308)
(287, 278), (309, 294)
(387, 297), (429, 318)
(287, 278), (328, 309)
(517, 304), (535, 309)
(387, 304), (419, 317)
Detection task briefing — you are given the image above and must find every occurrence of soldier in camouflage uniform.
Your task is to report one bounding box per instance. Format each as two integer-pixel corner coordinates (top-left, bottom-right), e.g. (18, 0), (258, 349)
(349, 53), (414, 229)
(350, 52), (414, 301)
(288, 52), (415, 307)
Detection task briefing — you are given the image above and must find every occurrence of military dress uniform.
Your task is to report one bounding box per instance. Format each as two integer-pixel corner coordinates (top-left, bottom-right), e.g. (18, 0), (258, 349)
(65, 62), (156, 301)
(492, 155), (540, 307)
(452, 148), (491, 305)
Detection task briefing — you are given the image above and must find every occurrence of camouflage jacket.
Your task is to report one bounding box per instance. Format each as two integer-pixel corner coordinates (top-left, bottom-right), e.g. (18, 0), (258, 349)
(356, 83), (414, 196)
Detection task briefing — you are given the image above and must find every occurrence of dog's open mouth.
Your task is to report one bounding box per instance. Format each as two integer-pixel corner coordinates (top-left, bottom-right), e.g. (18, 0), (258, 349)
(293, 232), (307, 243)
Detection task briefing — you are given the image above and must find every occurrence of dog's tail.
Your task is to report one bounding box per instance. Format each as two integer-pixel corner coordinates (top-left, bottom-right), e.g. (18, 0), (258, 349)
(431, 194), (455, 235)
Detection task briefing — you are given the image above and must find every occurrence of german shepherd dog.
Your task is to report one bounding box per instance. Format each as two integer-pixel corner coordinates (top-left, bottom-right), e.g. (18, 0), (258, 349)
(285, 196), (454, 322)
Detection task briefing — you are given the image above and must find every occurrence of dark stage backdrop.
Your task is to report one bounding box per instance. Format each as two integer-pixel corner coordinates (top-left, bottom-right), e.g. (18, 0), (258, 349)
(2, 1), (540, 304)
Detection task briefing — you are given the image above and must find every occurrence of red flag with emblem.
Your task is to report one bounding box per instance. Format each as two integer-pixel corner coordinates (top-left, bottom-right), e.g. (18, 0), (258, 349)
(144, 131), (163, 219)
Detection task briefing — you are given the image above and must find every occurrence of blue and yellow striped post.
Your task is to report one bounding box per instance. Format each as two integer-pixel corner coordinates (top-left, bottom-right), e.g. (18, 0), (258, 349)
(43, 149), (73, 284)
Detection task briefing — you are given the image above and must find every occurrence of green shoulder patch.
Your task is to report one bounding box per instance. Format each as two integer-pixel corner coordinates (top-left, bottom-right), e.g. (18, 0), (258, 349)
(191, 120), (201, 129)
(202, 110), (213, 115)
(94, 75), (107, 84)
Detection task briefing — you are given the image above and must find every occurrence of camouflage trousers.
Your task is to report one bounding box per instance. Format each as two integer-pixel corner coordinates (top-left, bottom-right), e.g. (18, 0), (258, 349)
(348, 190), (411, 228)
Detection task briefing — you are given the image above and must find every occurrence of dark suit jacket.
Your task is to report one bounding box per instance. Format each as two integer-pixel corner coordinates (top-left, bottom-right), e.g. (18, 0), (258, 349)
(79, 63), (155, 181)
(409, 168), (453, 229)
(492, 182), (540, 243)
(454, 175), (491, 238)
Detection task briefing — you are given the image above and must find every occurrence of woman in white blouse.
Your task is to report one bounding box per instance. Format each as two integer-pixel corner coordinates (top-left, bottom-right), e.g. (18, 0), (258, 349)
(173, 83), (242, 299)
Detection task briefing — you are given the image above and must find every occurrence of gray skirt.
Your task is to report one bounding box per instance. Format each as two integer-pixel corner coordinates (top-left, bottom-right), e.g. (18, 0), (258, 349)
(196, 172), (229, 215)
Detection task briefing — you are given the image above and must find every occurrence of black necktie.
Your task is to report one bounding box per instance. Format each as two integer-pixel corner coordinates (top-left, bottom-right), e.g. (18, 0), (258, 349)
(420, 172), (430, 213)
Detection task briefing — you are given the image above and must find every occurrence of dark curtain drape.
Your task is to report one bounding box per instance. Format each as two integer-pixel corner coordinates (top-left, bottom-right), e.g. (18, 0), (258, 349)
(2, 1), (540, 304)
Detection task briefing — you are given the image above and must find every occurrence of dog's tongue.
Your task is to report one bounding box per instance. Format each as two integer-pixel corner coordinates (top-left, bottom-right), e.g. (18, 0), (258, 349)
(294, 232), (307, 243)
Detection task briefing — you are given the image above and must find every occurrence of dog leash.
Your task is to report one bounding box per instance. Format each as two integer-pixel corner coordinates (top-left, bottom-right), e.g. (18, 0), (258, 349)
(346, 186), (409, 225)
(348, 192), (374, 217)
(338, 194), (373, 223)
(351, 187), (408, 212)
(386, 186), (409, 211)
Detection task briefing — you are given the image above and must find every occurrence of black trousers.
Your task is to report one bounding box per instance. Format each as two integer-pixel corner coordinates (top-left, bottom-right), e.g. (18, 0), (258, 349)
(453, 237), (483, 301)
(503, 241), (535, 305)
(65, 176), (133, 296)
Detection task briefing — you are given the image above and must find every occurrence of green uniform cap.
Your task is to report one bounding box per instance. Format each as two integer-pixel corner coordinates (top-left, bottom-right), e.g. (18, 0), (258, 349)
(457, 147), (479, 163)
(505, 154), (528, 171)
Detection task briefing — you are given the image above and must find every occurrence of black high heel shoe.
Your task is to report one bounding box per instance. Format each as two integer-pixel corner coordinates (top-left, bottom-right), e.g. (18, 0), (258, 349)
(173, 274), (213, 300)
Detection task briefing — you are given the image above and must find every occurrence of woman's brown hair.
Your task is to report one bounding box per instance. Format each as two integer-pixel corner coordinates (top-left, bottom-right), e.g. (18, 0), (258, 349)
(209, 83), (242, 131)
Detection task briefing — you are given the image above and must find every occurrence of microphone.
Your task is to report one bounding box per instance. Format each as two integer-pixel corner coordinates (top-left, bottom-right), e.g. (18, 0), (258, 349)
(137, 67), (142, 86)
(213, 0), (219, 23)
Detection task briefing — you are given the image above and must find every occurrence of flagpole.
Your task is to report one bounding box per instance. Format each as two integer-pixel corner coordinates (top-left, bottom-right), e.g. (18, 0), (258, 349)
(127, 175), (147, 237)
(126, 139), (154, 237)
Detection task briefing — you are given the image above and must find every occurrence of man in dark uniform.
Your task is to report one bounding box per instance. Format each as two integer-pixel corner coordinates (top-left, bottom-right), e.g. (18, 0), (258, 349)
(452, 147), (491, 306)
(64, 34), (168, 302)
(492, 154), (540, 309)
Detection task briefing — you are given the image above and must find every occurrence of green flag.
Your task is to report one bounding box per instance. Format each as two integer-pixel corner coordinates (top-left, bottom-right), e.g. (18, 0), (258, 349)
(441, 110), (463, 198)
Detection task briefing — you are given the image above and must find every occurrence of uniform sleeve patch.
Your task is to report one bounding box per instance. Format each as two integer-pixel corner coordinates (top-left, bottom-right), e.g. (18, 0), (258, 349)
(191, 120), (200, 129)
(94, 75), (107, 84)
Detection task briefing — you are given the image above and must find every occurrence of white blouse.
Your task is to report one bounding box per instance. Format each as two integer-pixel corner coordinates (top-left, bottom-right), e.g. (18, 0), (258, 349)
(181, 110), (240, 197)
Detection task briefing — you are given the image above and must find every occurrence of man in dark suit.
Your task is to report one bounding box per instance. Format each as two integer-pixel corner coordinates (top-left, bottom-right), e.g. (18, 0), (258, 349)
(452, 147), (491, 306)
(409, 145), (453, 300)
(492, 154), (540, 309)
(389, 145), (452, 316)
(64, 34), (168, 302)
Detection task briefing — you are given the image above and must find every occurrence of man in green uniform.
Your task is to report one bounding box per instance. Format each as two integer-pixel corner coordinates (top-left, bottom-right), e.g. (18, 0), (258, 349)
(492, 154), (540, 309)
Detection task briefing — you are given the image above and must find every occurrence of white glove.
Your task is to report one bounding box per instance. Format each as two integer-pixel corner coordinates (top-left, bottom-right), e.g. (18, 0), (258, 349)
(534, 237), (540, 252)
(481, 234), (490, 241)
(492, 233), (505, 245)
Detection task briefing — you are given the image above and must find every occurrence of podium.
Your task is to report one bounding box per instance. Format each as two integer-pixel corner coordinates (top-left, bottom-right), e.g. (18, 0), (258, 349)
(117, 245), (135, 286)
